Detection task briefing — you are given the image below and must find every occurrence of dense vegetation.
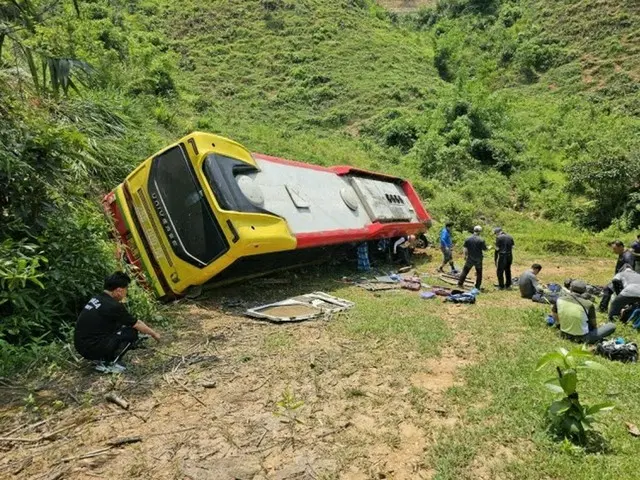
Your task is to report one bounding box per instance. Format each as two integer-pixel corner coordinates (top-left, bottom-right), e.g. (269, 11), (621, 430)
(1, 0), (638, 371)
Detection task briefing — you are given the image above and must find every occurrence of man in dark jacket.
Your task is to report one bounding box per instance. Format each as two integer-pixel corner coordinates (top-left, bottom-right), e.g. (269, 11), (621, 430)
(600, 240), (637, 312)
(74, 272), (161, 373)
(457, 226), (489, 289)
(493, 227), (515, 290)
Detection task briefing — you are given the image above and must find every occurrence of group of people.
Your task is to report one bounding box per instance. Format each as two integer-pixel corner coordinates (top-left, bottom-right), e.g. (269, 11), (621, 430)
(437, 223), (515, 291)
(75, 231), (640, 374)
(517, 239), (640, 344)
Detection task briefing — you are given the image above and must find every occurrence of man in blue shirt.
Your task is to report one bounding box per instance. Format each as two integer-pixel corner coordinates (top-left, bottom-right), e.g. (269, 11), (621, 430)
(437, 222), (458, 274)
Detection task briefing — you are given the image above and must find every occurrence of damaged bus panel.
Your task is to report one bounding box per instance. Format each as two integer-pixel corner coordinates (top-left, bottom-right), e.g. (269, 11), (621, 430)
(102, 132), (431, 298)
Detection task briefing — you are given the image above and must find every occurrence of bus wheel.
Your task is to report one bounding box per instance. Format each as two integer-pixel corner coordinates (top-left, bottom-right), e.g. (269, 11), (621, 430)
(185, 285), (203, 299)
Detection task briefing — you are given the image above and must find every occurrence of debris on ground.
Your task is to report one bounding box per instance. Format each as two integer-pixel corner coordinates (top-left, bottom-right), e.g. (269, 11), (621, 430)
(245, 292), (354, 323)
(627, 422), (640, 437)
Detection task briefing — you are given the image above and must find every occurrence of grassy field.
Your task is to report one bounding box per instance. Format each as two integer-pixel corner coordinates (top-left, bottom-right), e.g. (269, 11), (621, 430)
(1, 248), (639, 479)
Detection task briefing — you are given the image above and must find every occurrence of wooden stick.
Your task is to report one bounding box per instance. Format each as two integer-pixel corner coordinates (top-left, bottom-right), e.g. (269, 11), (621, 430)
(1, 419), (48, 438)
(171, 375), (206, 407)
(107, 436), (142, 447)
(12, 456), (33, 475)
(316, 421), (353, 439)
(58, 446), (114, 464)
(146, 426), (197, 438)
(105, 392), (129, 410)
(248, 376), (270, 393)
(0, 424), (76, 443)
(256, 429), (268, 448)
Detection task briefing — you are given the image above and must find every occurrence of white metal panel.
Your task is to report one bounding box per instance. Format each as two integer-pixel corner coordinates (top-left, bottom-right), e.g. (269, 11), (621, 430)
(350, 177), (417, 223)
(247, 159), (371, 234)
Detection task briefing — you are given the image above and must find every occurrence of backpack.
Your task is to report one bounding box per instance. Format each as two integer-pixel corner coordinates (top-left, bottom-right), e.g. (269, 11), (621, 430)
(595, 340), (638, 363)
(445, 293), (477, 304)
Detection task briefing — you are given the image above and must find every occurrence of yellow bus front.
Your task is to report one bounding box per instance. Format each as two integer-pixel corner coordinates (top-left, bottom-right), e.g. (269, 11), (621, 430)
(115, 132), (297, 297)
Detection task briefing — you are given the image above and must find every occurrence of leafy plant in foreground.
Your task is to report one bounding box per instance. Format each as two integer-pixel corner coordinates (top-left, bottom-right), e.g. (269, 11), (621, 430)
(536, 346), (613, 444)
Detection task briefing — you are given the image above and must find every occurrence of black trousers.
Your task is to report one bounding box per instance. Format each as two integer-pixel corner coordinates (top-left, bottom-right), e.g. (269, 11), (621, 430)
(396, 247), (412, 265)
(458, 261), (483, 289)
(609, 294), (640, 320)
(496, 253), (513, 288)
(600, 284), (614, 312)
(77, 326), (139, 362)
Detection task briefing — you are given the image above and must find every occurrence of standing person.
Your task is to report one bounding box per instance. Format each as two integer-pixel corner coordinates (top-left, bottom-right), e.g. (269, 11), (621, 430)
(518, 263), (543, 299)
(356, 242), (371, 272)
(493, 227), (515, 290)
(457, 226), (489, 289)
(74, 272), (161, 374)
(393, 234), (416, 266)
(437, 222), (457, 274)
(552, 281), (615, 344)
(631, 234), (640, 274)
(600, 240), (637, 312)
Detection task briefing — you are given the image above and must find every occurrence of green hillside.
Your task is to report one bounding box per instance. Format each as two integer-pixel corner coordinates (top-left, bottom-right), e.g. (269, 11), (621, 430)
(1, 0), (639, 363)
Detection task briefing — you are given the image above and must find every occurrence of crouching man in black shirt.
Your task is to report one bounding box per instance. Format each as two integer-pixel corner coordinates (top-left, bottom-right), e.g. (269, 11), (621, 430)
(74, 272), (161, 373)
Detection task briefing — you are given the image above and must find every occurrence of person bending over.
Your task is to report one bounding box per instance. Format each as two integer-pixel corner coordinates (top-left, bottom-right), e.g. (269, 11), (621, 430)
(552, 281), (615, 344)
(393, 235), (416, 266)
(74, 272), (161, 373)
(608, 267), (640, 321)
(600, 240), (637, 312)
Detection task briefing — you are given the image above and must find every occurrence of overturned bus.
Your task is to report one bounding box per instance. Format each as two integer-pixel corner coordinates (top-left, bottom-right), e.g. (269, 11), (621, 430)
(103, 132), (432, 299)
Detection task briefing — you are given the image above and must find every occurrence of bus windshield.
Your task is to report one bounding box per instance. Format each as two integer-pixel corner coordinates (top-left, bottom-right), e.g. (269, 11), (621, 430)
(148, 144), (228, 267)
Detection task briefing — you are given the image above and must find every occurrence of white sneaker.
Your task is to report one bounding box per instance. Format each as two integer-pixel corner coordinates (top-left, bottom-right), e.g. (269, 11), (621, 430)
(94, 361), (126, 374)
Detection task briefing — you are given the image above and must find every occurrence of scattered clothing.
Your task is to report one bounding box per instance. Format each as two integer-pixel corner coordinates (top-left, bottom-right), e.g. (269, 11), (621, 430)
(519, 270), (543, 299)
(74, 293), (139, 362)
(532, 292), (559, 305)
(445, 292), (477, 304)
(356, 242), (371, 272)
(595, 340), (638, 363)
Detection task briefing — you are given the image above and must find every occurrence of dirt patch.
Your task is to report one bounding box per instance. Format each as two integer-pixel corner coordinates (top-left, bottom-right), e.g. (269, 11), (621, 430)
(0, 294), (476, 480)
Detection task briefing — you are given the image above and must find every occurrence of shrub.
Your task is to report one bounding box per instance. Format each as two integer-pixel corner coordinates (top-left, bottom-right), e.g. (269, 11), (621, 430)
(536, 347), (613, 444)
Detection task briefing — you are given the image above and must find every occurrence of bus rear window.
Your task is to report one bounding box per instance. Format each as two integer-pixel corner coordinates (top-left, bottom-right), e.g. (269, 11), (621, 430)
(148, 145), (228, 267)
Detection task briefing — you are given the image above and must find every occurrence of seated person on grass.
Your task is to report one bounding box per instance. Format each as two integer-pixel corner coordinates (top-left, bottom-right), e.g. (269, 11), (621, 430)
(552, 280), (615, 344)
(74, 272), (161, 374)
(518, 263), (543, 299)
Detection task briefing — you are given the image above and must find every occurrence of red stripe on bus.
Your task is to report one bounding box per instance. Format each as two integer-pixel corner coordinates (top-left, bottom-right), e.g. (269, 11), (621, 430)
(295, 222), (425, 249)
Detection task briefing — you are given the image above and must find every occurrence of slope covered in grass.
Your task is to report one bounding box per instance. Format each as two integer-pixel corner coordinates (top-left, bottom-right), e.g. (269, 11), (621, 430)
(1, 0), (638, 369)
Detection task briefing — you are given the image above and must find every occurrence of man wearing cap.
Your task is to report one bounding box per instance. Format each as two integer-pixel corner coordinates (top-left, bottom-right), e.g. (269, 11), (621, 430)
(552, 280), (616, 344)
(457, 226), (489, 289)
(493, 227), (515, 290)
(600, 240), (637, 312)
